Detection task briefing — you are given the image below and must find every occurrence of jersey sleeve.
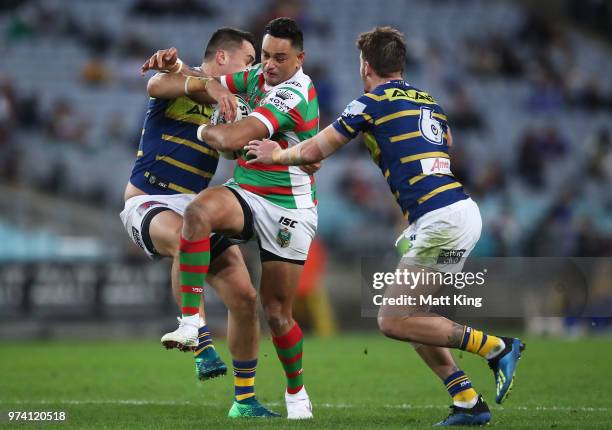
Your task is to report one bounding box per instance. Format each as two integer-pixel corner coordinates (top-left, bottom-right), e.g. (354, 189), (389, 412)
(332, 94), (376, 139)
(250, 86), (306, 137)
(220, 66), (257, 95)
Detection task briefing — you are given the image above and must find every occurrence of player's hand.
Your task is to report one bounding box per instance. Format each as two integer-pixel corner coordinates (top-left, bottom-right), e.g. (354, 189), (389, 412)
(299, 162), (321, 174)
(206, 80), (237, 122)
(245, 139), (281, 165)
(141, 47), (179, 75)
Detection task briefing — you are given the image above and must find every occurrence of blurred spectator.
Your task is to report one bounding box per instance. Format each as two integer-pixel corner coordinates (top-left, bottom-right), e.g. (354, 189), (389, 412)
(130, 0), (216, 17)
(247, 0), (330, 54)
(525, 189), (579, 256)
(462, 34), (524, 79)
(471, 163), (506, 199)
(570, 77), (611, 111)
(99, 113), (135, 148)
(569, 0), (612, 38)
(446, 84), (484, 131)
(80, 57), (111, 87)
(45, 99), (90, 146)
(586, 128), (612, 181)
(517, 126), (567, 188)
(306, 64), (336, 126)
(526, 70), (564, 112)
(517, 129), (546, 189)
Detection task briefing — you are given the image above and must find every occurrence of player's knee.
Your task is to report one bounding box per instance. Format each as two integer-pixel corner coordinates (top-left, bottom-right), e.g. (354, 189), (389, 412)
(165, 224), (182, 257)
(377, 316), (405, 340)
(262, 300), (291, 334)
(229, 282), (257, 315)
(182, 202), (210, 239)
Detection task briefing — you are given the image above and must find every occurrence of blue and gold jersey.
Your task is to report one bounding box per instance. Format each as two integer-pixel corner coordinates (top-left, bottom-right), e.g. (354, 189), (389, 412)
(129, 95), (218, 195)
(332, 80), (468, 223)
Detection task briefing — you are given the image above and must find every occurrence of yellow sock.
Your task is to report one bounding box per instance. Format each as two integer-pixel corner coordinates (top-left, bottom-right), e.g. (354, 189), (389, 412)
(459, 326), (505, 359)
(444, 370), (479, 408)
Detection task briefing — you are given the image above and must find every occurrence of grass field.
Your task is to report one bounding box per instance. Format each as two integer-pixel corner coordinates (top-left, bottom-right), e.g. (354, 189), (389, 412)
(1, 334), (611, 429)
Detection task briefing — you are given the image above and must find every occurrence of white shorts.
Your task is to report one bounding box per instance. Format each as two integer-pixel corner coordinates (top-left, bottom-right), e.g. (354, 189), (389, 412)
(120, 194), (194, 259)
(396, 198), (482, 272)
(224, 181), (317, 263)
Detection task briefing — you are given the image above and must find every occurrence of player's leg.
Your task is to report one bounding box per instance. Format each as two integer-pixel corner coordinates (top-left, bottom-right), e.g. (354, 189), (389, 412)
(379, 263), (490, 425)
(378, 199), (524, 409)
(260, 260), (312, 419)
(175, 186), (279, 417)
(205, 245), (278, 417)
(148, 208), (227, 377)
(119, 195), (223, 360)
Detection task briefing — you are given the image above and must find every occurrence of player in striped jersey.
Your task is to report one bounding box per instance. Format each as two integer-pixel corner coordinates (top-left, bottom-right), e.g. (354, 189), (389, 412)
(121, 29), (279, 417)
(161, 18), (318, 419)
(246, 27), (526, 426)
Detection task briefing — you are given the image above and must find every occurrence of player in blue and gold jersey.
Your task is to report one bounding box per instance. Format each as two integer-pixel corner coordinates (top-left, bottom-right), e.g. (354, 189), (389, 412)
(121, 29), (279, 417)
(246, 27), (525, 426)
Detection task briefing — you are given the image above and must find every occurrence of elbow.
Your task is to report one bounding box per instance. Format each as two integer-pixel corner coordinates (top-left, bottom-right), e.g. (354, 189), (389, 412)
(146, 75), (164, 98)
(200, 127), (228, 151)
(146, 79), (160, 98)
(218, 133), (247, 152)
(216, 135), (231, 152)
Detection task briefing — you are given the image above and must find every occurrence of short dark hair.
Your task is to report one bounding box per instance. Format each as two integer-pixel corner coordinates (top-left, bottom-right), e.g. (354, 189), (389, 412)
(264, 17), (303, 51)
(204, 27), (255, 60)
(357, 26), (407, 77)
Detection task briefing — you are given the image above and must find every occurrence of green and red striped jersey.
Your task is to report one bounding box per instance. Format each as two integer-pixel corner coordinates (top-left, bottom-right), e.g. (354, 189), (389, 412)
(220, 64), (319, 209)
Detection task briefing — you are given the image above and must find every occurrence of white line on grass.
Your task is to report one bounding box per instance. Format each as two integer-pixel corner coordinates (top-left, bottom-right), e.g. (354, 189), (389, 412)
(0, 400), (609, 412)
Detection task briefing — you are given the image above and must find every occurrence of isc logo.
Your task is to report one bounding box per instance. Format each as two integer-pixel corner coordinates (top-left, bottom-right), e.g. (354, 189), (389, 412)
(279, 216), (298, 228)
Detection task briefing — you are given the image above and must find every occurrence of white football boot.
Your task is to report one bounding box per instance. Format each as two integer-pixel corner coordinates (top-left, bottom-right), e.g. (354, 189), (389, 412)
(285, 386), (313, 419)
(160, 314), (199, 351)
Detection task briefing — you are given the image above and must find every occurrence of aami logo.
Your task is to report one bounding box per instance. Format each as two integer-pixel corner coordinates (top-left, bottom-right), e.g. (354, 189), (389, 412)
(420, 157), (452, 175)
(279, 216), (298, 228)
(430, 158), (450, 172)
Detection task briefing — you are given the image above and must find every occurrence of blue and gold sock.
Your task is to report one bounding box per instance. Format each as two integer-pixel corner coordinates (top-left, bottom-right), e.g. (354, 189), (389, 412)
(459, 326), (505, 359)
(233, 359), (257, 403)
(194, 324), (215, 358)
(445, 370), (479, 408)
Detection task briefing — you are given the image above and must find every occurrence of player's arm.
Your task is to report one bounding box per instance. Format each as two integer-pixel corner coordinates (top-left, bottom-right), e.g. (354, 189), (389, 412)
(141, 47), (200, 77)
(245, 125), (350, 166)
(146, 74), (237, 121)
(198, 116), (269, 152)
(197, 79), (296, 152)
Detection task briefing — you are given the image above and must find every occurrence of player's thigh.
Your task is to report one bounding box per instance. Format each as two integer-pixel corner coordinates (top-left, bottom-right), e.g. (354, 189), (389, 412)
(184, 186), (245, 236)
(207, 245), (256, 309)
(377, 262), (444, 319)
(396, 198), (482, 273)
(148, 210), (182, 257)
(119, 194), (192, 259)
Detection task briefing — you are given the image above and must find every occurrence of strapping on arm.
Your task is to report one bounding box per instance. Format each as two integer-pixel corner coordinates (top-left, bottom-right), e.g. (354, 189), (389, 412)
(272, 125), (350, 165)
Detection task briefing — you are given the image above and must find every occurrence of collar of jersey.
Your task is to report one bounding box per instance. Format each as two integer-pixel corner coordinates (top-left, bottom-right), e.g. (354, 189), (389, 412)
(263, 67), (305, 92)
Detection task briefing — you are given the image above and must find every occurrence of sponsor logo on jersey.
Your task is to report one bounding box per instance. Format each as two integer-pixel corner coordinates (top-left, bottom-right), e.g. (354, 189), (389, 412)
(437, 249), (466, 265)
(420, 157), (452, 175)
(186, 104), (208, 116)
(285, 80), (303, 88)
(276, 89), (293, 101)
(342, 100), (366, 117)
(276, 227), (292, 248)
(265, 89), (300, 113)
(384, 88), (437, 104)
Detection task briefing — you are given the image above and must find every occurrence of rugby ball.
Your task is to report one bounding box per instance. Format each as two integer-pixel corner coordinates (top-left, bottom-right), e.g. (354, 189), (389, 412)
(205, 95), (251, 159)
(210, 95), (251, 125)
